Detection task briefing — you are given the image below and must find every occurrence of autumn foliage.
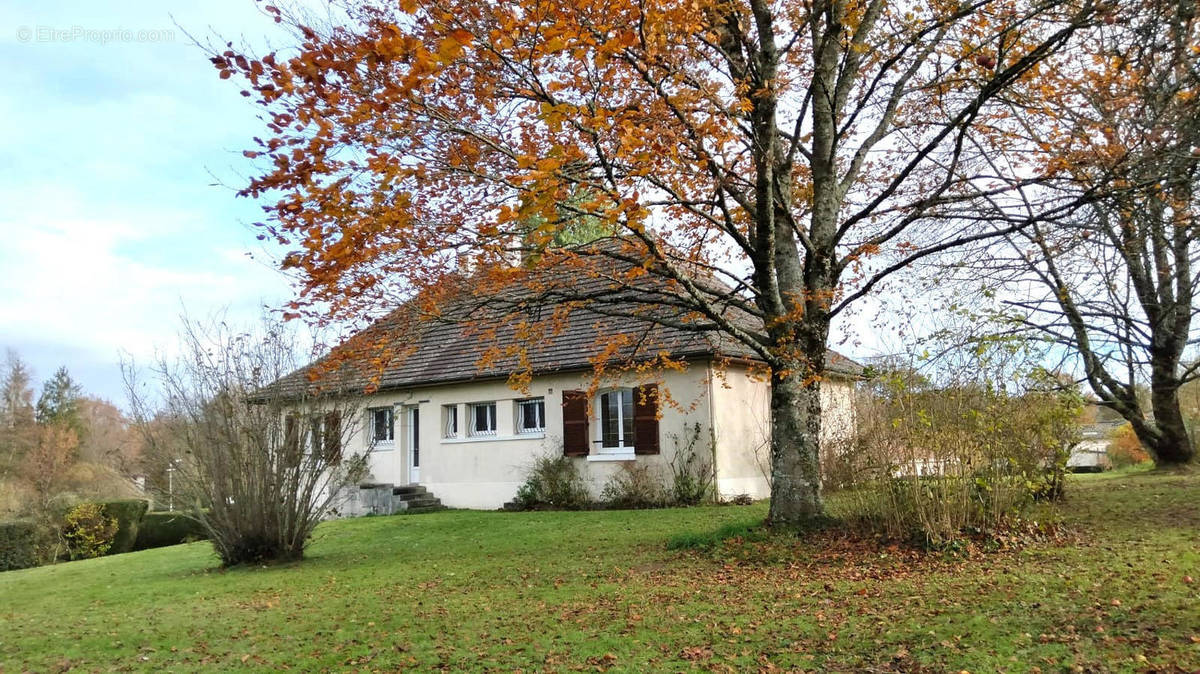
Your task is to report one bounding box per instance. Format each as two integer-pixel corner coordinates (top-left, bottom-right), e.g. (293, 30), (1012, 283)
(218, 0), (1101, 523)
(1107, 423), (1152, 468)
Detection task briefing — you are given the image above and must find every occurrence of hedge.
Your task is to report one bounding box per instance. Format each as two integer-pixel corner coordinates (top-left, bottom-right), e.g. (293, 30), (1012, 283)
(0, 521), (37, 572)
(133, 512), (208, 551)
(97, 500), (149, 555)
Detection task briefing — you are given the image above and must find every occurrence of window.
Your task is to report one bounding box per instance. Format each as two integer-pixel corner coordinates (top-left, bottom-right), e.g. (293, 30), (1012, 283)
(443, 404), (459, 438)
(308, 415), (324, 455)
(284, 414), (300, 457)
(323, 411), (342, 463)
(369, 407), (394, 448)
(469, 402), (497, 436)
(517, 398), (545, 433)
(597, 388), (634, 451)
(305, 412), (342, 462)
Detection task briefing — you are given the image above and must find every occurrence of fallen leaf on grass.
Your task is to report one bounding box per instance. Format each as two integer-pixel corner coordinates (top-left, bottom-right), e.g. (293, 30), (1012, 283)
(680, 646), (713, 661)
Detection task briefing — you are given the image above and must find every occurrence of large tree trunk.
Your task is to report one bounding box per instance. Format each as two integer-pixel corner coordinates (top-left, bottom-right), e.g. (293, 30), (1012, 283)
(766, 313), (832, 526)
(767, 368), (826, 526)
(1145, 388), (1196, 466)
(760, 0), (843, 527)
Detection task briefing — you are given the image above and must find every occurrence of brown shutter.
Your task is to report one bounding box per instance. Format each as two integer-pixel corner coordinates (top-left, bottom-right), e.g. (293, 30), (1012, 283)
(633, 384), (660, 455)
(562, 390), (589, 457)
(284, 414), (300, 462)
(323, 411), (342, 463)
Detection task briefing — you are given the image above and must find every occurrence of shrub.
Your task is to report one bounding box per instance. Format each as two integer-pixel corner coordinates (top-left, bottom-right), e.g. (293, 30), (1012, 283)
(0, 521), (37, 571)
(1107, 423), (1151, 468)
(826, 363), (1083, 548)
(836, 475), (1032, 548)
(512, 454), (591, 510)
(97, 499), (149, 554)
(134, 512), (208, 550)
(125, 315), (370, 566)
(668, 423), (715, 506)
(61, 502), (118, 560)
(600, 463), (667, 508)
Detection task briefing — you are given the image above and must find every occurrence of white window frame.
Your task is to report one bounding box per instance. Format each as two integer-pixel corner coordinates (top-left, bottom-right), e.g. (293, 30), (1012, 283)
(306, 415), (323, 456)
(516, 397), (546, 434)
(593, 388), (635, 455)
(468, 402), (497, 437)
(443, 404), (459, 438)
(368, 406), (395, 450)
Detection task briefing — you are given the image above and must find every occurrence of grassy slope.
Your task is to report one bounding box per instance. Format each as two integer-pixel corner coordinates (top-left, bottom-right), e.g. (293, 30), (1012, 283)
(1, 467), (1196, 672)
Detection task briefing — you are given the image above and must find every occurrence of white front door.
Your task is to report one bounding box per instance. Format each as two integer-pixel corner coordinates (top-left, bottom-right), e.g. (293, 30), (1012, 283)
(407, 406), (420, 484)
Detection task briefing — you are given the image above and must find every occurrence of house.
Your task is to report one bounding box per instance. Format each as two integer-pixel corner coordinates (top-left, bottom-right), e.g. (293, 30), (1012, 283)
(1068, 418), (1121, 472)
(279, 267), (863, 511)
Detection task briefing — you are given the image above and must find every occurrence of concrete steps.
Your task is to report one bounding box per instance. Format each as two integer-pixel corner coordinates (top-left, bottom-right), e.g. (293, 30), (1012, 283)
(391, 484), (445, 513)
(339, 482), (445, 517)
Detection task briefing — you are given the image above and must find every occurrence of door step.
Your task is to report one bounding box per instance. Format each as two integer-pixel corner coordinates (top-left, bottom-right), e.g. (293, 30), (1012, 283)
(392, 484), (445, 513)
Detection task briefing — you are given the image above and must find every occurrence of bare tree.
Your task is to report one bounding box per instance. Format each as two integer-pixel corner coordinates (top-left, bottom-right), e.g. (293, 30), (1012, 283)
(975, 0), (1200, 466)
(125, 314), (370, 566)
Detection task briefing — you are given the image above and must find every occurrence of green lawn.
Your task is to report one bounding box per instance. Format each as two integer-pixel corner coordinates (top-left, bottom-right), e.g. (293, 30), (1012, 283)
(2, 468), (1197, 672)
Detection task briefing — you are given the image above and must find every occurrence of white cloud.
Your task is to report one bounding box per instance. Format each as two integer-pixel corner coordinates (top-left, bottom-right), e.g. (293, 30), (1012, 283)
(0, 0), (306, 402)
(0, 186), (292, 399)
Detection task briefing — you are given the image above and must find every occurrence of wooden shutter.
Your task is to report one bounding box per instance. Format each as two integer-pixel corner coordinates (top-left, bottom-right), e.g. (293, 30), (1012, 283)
(633, 384), (660, 455)
(323, 411), (342, 463)
(284, 414), (300, 463)
(562, 390), (589, 457)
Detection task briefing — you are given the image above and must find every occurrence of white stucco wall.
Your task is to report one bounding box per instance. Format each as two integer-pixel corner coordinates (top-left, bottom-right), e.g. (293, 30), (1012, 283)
(343, 366), (715, 509)
(707, 365), (772, 500)
(707, 366), (857, 501)
(342, 361), (858, 509)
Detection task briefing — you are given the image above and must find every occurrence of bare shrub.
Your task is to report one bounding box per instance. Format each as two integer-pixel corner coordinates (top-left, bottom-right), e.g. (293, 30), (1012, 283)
(667, 423), (715, 506)
(600, 463), (667, 508)
(827, 355), (1083, 548)
(125, 314), (369, 566)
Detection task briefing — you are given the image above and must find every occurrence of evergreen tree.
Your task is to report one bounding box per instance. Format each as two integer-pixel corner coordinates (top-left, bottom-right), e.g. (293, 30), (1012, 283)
(1, 349), (34, 429)
(0, 349), (37, 479)
(35, 366), (84, 435)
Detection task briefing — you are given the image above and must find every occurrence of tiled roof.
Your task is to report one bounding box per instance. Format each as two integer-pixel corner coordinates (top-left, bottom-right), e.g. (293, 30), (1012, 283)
(274, 260), (864, 395)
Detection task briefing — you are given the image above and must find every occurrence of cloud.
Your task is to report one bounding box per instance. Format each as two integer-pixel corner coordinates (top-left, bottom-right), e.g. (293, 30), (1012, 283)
(0, 186), (291, 399)
(0, 0), (304, 402)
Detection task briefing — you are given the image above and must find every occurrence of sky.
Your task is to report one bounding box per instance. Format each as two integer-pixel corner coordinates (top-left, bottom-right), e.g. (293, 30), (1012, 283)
(0, 1), (892, 408)
(0, 1), (305, 403)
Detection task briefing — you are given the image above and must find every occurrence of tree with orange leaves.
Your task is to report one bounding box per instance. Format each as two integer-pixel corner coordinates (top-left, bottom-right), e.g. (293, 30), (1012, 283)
(218, 0), (1100, 525)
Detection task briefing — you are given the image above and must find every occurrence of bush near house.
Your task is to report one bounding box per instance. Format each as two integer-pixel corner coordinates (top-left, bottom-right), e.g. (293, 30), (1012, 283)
(667, 423), (716, 506)
(0, 521), (36, 572)
(600, 463), (667, 508)
(514, 430), (719, 512)
(511, 455), (591, 510)
(134, 512), (208, 550)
